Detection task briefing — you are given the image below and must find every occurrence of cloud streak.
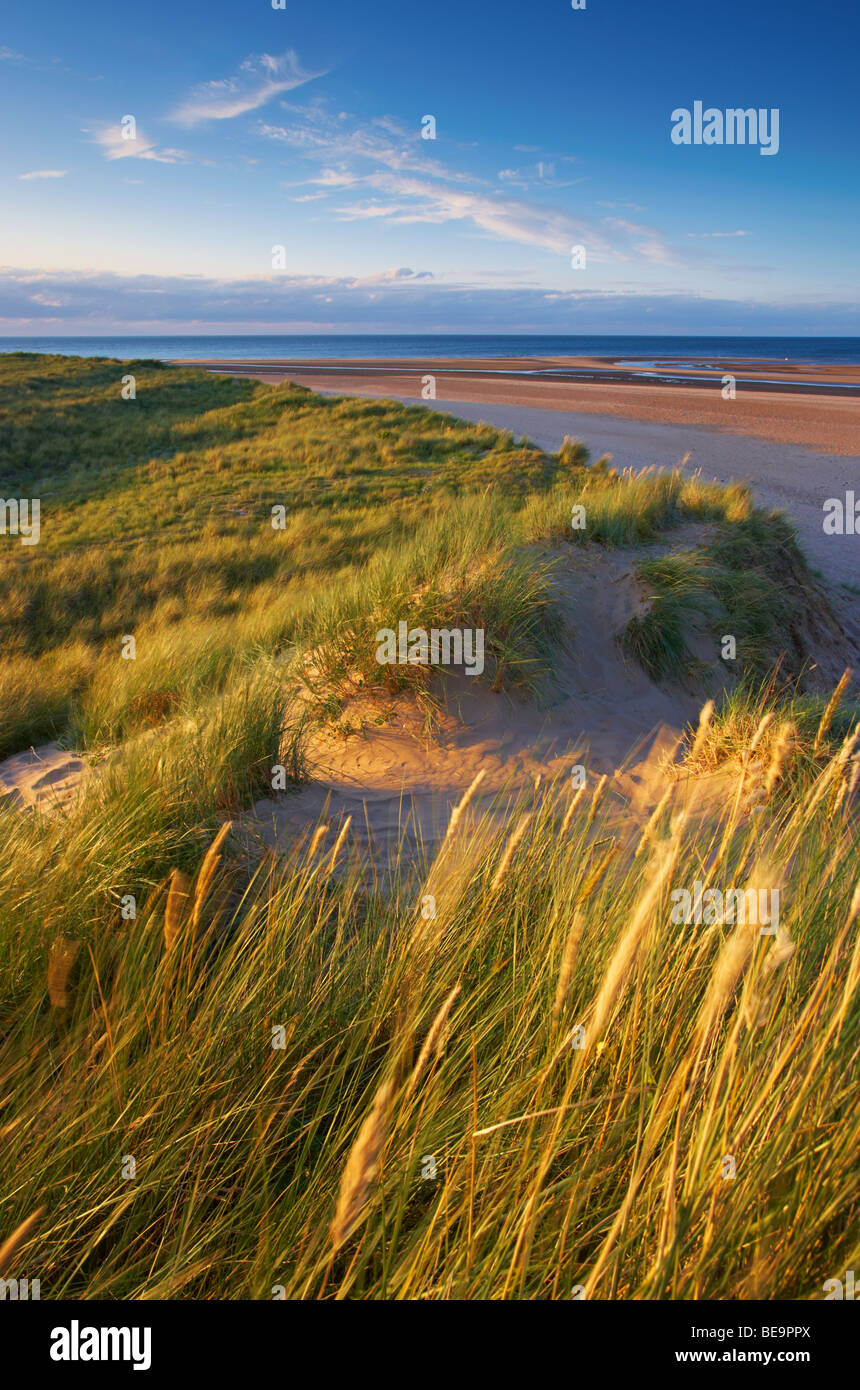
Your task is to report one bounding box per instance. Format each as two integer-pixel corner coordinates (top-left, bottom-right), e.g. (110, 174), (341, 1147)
(93, 125), (192, 163)
(337, 174), (621, 261)
(261, 106), (678, 267)
(0, 267), (855, 335)
(170, 52), (325, 126)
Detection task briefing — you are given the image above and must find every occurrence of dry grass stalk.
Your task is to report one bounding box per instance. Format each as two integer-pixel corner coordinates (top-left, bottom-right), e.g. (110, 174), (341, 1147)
(164, 869), (192, 952)
(742, 714), (775, 791)
(490, 812), (533, 892)
(407, 985), (461, 1095)
(634, 786), (672, 858)
(330, 1079), (394, 1250)
(47, 938), (80, 1010)
(585, 773), (608, 829)
(743, 924), (796, 1028)
(191, 821), (233, 933)
(306, 823), (329, 861)
(560, 783), (587, 835)
(443, 769), (487, 848)
(694, 917), (758, 1045)
(325, 815), (352, 875)
(834, 751), (860, 817)
(813, 668), (852, 755)
(763, 721), (797, 800)
(0, 1206), (44, 1279)
(588, 834), (681, 1051)
(552, 912), (585, 1018)
(689, 699), (715, 765)
(803, 723), (860, 822)
(578, 841), (618, 902)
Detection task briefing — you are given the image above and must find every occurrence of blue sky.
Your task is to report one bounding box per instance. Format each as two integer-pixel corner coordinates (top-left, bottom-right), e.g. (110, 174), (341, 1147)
(1, 0), (858, 333)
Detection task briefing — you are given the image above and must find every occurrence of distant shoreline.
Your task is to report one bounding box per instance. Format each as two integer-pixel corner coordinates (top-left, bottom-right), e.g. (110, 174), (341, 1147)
(176, 355), (860, 456)
(173, 354), (860, 396)
(4, 335), (860, 371)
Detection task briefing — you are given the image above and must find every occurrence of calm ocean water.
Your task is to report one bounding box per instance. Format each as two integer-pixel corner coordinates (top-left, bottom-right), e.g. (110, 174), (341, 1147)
(1, 335), (859, 366)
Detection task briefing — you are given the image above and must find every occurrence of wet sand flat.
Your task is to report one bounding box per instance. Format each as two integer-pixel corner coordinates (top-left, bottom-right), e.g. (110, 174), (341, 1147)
(176, 355), (860, 456)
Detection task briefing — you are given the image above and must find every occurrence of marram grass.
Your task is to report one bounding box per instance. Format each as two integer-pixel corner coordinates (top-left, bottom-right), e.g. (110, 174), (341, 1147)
(0, 707), (857, 1300)
(1, 355), (857, 1301)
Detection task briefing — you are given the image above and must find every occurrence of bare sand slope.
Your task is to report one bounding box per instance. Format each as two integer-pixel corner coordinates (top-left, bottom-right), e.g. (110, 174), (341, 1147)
(241, 544), (733, 869)
(0, 743), (89, 814)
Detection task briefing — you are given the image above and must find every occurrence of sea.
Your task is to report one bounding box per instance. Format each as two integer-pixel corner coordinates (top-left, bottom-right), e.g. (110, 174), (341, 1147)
(0, 335), (859, 366)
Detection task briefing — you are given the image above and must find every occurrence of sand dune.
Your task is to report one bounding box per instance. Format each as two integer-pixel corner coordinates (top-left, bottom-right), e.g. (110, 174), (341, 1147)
(4, 533), (856, 875)
(243, 542), (702, 866)
(0, 544), (702, 843)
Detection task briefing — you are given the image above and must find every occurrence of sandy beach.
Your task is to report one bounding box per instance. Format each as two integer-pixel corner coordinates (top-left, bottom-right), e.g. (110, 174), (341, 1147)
(177, 355), (860, 455)
(180, 354), (860, 591)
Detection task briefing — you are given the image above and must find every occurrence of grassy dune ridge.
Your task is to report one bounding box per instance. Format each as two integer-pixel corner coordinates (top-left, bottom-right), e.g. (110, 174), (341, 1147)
(0, 354), (837, 753)
(0, 353), (858, 1300)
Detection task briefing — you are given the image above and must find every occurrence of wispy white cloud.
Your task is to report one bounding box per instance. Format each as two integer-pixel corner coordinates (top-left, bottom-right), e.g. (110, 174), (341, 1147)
(92, 125), (192, 163)
(497, 161), (582, 191)
(170, 52), (324, 126)
(260, 104), (677, 267)
(631, 239), (680, 266)
(602, 216), (683, 266)
(259, 106), (472, 182)
(18, 169), (67, 180)
(360, 266), (433, 283)
(337, 173), (608, 258)
(686, 230), (750, 238)
(0, 45), (61, 68)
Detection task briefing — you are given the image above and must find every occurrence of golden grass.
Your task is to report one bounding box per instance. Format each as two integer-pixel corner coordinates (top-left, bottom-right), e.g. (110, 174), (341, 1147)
(0, 689), (856, 1299)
